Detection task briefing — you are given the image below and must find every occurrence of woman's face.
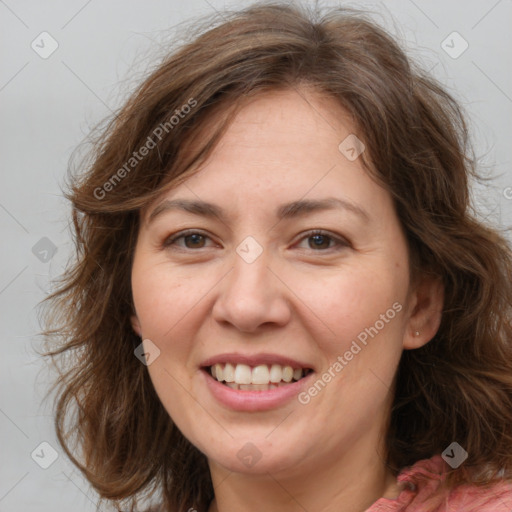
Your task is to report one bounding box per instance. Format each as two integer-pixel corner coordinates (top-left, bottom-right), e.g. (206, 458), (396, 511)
(131, 89), (432, 479)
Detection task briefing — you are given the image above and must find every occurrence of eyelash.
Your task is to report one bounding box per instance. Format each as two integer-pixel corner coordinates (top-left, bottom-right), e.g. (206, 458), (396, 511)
(162, 229), (350, 253)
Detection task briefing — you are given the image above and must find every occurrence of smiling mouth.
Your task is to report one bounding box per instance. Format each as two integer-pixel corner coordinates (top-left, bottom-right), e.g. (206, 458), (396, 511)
(204, 363), (313, 391)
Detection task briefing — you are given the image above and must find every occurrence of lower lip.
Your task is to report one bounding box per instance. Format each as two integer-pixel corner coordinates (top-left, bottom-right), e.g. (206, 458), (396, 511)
(202, 369), (314, 412)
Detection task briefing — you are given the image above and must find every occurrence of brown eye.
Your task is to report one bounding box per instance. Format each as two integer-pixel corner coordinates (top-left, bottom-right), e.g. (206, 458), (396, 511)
(163, 230), (214, 250)
(296, 230), (349, 252)
(183, 233), (206, 248)
(308, 234), (332, 250)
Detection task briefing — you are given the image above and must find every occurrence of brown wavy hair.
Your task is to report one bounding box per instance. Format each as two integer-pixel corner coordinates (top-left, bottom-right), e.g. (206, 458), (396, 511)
(42, 2), (512, 511)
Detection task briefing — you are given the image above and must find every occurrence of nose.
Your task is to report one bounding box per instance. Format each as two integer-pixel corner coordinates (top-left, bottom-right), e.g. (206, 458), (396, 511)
(211, 249), (292, 333)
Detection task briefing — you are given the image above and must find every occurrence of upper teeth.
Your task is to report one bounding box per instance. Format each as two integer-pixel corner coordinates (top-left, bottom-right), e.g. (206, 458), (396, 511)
(211, 363), (305, 384)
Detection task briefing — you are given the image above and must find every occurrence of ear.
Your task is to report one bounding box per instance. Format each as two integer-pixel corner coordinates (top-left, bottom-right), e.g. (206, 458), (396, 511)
(403, 273), (444, 350)
(131, 314), (142, 337)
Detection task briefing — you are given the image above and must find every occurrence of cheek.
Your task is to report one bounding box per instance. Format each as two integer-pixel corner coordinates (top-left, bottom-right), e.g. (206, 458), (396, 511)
(131, 259), (202, 430)
(303, 267), (406, 416)
(132, 257), (195, 337)
(131, 256), (217, 383)
(297, 265), (405, 352)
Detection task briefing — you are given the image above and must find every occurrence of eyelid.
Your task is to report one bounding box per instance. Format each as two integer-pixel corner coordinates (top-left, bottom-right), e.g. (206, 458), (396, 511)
(293, 229), (350, 251)
(162, 228), (350, 252)
(162, 229), (217, 249)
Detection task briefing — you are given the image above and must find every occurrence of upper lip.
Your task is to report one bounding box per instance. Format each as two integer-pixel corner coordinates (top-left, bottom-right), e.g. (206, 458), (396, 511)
(200, 353), (314, 370)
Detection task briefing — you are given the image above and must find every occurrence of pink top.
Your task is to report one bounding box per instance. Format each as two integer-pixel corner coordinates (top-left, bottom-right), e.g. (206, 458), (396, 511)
(367, 454), (512, 511)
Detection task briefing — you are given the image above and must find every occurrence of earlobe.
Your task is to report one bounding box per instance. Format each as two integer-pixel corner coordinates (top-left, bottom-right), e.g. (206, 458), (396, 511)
(403, 274), (444, 350)
(131, 315), (142, 337)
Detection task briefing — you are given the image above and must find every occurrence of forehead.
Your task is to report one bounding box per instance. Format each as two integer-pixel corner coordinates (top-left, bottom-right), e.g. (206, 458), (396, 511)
(145, 88), (393, 223)
(212, 88), (355, 158)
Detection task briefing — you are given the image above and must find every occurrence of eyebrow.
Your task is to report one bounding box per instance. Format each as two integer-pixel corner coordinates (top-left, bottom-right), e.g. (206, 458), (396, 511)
(147, 197), (370, 224)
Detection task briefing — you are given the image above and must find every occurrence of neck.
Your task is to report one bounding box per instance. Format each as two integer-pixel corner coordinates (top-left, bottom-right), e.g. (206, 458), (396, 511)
(207, 435), (402, 512)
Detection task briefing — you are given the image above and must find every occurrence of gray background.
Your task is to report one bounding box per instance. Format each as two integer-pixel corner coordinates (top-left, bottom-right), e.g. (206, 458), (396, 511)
(1, 0), (511, 510)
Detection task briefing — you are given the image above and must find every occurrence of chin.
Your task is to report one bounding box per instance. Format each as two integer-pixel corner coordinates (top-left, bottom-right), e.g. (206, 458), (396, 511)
(204, 436), (306, 476)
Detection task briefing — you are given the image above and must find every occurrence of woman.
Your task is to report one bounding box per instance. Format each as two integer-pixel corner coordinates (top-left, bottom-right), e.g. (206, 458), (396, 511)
(44, 2), (512, 511)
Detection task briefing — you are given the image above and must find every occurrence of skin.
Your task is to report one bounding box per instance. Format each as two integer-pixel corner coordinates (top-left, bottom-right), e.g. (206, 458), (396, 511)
(131, 88), (444, 512)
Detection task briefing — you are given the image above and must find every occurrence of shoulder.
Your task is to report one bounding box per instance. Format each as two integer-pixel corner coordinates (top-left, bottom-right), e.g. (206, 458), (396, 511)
(367, 454), (512, 511)
(447, 478), (512, 511)
(408, 455), (512, 511)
